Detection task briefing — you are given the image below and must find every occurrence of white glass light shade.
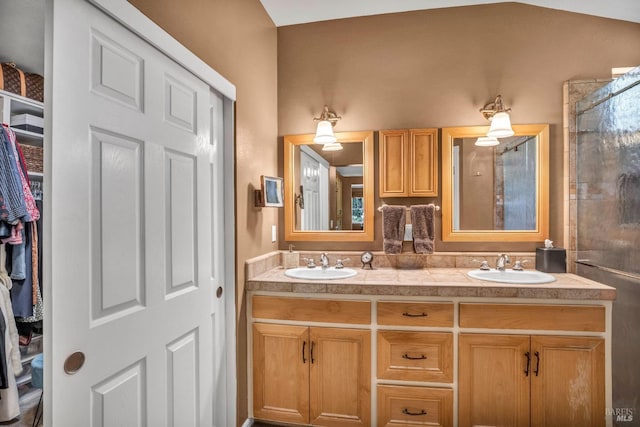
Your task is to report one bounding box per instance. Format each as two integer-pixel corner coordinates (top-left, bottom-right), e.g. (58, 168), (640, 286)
(475, 136), (500, 146)
(487, 112), (515, 138)
(322, 142), (343, 151)
(313, 120), (337, 143)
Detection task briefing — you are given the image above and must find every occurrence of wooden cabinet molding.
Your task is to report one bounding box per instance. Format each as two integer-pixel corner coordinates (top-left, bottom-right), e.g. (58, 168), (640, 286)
(378, 301), (454, 327)
(253, 322), (371, 426)
(253, 295), (371, 324)
(459, 303), (606, 332)
(379, 128), (438, 197)
(530, 335), (605, 427)
(249, 295), (609, 427)
(377, 385), (453, 427)
(459, 334), (531, 427)
(459, 333), (605, 427)
(310, 327), (371, 426)
(252, 323), (309, 424)
(377, 331), (453, 383)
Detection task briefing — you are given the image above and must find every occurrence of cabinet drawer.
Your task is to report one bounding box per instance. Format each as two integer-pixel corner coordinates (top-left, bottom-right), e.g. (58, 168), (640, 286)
(252, 295), (371, 324)
(377, 385), (452, 427)
(459, 303), (605, 332)
(378, 331), (453, 382)
(378, 302), (453, 327)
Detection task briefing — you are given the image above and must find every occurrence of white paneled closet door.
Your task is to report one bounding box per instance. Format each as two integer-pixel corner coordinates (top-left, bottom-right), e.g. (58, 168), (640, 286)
(46, 0), (232, 425)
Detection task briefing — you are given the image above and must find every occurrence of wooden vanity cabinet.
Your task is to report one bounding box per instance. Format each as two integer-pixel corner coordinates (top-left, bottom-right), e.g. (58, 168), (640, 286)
(252, 296), (371, 426)
(377, 302), (454, 384)
(252, 323), (309, 424)
(530, 335), (605, 427)
(379, 128), (438, 197)
(376, 301), (454, 426)
(459, 303), (606, 427)
(377, 385), (453, 427)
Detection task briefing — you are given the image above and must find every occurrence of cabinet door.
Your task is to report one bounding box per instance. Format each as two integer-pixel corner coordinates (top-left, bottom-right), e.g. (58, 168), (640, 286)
(379, 130), (408, 197)
(253, 323), (309, 424)
(310, 327), (371, 426)
(459, 334), (530, 427)
(409, 128), (438, 196)
(530, 336), (605, 427)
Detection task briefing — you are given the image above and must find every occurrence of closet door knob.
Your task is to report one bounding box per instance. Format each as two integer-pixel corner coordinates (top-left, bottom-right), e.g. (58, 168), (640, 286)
(64, 352), (86, 375)
(216, 287), (223, 298)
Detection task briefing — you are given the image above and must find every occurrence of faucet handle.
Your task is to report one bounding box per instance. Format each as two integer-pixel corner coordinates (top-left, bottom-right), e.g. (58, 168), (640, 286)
(473, 259), (491, 270)
(302, 257), (317, 268)
(512, 260), (529, 271)
(335, 258), (351, 269)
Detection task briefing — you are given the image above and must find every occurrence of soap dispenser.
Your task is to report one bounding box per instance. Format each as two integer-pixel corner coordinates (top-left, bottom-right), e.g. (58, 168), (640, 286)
(283, 244), (300, 269)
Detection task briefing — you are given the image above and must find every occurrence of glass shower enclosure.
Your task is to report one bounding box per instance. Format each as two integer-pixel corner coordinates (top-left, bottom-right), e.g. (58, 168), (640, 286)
(576, 65), (640, 422)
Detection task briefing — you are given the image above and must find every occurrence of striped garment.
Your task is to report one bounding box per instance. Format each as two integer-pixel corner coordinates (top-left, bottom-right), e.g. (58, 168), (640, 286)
(0, 127), (28, 224)
(6, 127), (39, 222)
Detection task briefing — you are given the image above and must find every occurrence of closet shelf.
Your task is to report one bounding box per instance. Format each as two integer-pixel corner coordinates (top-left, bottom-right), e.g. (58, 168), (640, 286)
(28, 171), (43, 180)
(13, 128), (43, 146)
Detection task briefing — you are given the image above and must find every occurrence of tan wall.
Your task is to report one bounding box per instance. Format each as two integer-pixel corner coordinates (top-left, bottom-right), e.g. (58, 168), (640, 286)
(278, 3), (640, 252)
(127, 0), (277, 424)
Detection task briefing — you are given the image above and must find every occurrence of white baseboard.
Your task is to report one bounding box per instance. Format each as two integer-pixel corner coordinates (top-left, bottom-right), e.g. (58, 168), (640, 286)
(241, 418), (253, 427)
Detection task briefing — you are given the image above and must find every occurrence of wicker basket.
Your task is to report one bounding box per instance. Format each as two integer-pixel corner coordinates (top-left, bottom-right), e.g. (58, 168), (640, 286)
(0, 63), (44, 102)
(20, 144), (43, 174)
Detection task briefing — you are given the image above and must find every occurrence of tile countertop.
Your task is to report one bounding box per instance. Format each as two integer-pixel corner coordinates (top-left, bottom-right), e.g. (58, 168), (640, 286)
(246, 267), (617, 301)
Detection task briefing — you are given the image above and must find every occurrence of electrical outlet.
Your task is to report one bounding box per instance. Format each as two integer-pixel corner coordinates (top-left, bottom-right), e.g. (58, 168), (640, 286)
(271, 225), (277, 243)
(404, 224), (413, 241)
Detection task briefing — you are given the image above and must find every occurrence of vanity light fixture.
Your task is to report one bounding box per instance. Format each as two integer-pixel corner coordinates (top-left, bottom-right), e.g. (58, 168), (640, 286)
(474, 136), (500, 146)
(480, 95), (515, 138)
(313, 105), (341, 144)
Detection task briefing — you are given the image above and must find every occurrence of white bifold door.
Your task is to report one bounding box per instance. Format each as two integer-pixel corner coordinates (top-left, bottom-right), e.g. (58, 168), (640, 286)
(46, 0), (234, 425)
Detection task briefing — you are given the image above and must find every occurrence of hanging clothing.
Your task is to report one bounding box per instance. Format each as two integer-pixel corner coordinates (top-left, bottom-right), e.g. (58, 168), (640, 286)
(0, 247), (21, 373)
(0, 245), (22, 422)
(0, 127), (27, 224)
(0, 125), (43, 321)
(5, 127), (39, 222)
(0, 291), (21, 421)
(9, 222), (36, 318)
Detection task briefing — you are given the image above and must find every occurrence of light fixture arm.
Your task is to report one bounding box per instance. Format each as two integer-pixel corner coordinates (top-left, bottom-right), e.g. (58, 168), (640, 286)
(480, 95), (511, 121)
(313, 105), (341, 127)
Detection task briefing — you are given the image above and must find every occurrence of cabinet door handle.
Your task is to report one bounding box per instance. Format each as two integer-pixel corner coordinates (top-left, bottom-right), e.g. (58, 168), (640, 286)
(302, 341), (306, 364)
(534, 351), (540, 376)
(402, 354), (427, 360)
(402, 408), (427, 416)
(402, 312), (427, 317)
(524, 351), (531, 376)
(310, 341), (315, 364)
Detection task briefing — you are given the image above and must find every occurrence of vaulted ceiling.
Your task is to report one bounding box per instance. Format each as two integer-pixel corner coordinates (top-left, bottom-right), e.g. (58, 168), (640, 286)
(260, 0), (640, 27)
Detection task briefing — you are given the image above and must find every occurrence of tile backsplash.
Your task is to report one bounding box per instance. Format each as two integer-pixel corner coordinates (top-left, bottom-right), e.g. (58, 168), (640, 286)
(245, 251), (536, 278)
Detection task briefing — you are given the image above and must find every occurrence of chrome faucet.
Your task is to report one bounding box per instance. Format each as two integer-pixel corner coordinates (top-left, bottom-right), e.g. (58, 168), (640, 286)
(320, 252), (330, 269)
(496, 253), (511, 271)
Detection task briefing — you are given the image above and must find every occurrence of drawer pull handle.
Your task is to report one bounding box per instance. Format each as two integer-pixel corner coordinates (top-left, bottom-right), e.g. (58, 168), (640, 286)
(524, 351), (531, 376)
(402, 312), (427, 317)
(402, 408), (427, 416)
(402, 353), (427, 360)
(534, 351), (540, 376)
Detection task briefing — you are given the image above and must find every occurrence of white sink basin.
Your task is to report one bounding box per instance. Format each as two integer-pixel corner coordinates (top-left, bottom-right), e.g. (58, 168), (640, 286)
(467, 269), (556, 284)
(285, 267), (358, 280)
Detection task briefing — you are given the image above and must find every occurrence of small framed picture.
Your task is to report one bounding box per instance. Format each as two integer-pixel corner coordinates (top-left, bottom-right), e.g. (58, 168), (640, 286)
(261, 175), (284, 207)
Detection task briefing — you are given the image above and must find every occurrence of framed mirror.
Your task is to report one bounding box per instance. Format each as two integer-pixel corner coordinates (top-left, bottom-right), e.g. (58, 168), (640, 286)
(284, 130), (374, 241)
(441, 124), (549, 242)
